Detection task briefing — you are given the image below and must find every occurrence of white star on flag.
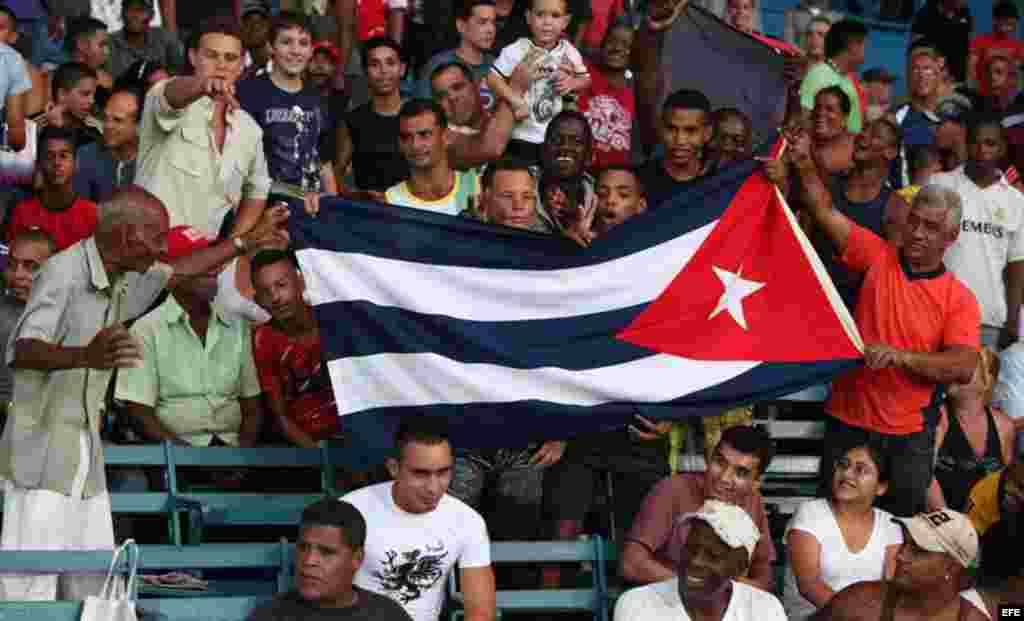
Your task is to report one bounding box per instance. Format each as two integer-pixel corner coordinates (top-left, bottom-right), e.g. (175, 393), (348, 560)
(708, 265), (766, 330)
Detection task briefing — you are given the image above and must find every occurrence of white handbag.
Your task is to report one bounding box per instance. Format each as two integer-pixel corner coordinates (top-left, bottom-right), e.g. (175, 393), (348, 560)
(80, 540), (139, 621)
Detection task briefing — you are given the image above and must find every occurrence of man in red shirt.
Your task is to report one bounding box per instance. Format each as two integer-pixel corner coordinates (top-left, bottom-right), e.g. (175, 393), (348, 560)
(578, 18), (635, 173)
(968, 2), (1024, 97)
(766, 128), (979, 518)
(7, 127), (97, 252)
(251, 249), (340, 449)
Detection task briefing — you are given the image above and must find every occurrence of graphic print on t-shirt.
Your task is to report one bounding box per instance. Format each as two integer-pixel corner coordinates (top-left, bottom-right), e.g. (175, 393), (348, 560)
(529, 56), (563, 128)
(238, 75), (327, 192)
(263, 105), (323, 192)
(372, 540), (449, 604)
(584, 94), (630, 156)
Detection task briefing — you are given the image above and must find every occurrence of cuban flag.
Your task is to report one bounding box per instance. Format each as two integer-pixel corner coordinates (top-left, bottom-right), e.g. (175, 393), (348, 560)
(290, 159), (863, 456)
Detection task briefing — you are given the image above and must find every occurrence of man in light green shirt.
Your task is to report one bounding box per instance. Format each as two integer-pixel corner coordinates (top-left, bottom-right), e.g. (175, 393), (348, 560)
(115, 225), (264, 448)
(799, 19), (868, 134)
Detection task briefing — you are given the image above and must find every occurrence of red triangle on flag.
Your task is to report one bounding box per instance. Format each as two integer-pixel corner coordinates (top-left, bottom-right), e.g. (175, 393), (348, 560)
(617, 172), (862, 363)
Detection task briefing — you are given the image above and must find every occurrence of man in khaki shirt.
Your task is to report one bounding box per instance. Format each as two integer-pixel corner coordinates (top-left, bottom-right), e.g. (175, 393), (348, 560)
(135, 15), (272, 238)
(0, 186), (287, 601)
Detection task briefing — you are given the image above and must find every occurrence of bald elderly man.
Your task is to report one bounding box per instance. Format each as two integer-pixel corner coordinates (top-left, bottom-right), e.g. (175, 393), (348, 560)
(0, 186), (288, 601)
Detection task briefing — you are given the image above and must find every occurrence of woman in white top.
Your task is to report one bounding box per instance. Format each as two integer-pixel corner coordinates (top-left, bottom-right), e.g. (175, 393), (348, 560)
(783, 438), (903, 621)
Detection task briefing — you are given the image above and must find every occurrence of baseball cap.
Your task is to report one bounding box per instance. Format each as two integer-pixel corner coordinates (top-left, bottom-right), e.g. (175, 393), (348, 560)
(862, 67), (895, 84)
(240, 0), (270, 17)
(678, 500), (761, 562)
(162, 226), (213, 262)
(892, 510), (979, 568)
(312, 41), (340, 64)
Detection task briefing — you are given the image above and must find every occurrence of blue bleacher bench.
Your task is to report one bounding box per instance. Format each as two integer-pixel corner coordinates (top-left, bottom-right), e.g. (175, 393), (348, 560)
(1, 442), (356, 545)
(448, 537), (610, 621)
(0, 537), (613, 621)
(0, 596), (270, 621)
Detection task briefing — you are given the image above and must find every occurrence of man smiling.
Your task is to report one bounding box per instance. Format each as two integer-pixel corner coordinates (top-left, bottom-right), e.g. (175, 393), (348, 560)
(620, 425), (778, 592)
(615, 500), (786, 621)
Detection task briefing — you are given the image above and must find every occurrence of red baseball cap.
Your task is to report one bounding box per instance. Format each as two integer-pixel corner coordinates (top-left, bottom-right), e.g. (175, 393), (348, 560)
(162, 225), (213, 262)
(312, 41), (340, 64)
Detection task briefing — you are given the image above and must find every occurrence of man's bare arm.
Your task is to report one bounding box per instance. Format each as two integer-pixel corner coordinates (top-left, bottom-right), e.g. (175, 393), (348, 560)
(620, 541), (676, 585)
(334, 123), (354, 189)
(450, 101), (516, 169)
(792, 141), (853, 255)
(811, 583), (884, 621)
(4, 92), (26, 151)
(121, 401), (188, 445)
(334, 0), (357, 75)
(160, 0), (177, 35)
(238, 396), (264, 448)
(387, 8), (406, 45)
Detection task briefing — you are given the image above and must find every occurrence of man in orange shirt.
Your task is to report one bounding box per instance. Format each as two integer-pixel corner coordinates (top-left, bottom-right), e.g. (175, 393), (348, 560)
(765, 128), (980, 518)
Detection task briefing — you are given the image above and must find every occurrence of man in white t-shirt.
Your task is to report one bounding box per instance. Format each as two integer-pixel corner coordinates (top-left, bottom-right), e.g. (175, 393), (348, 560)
(931, 114), (1024, 348)
(342, 417), (496, 621)
(614, 499), (786, 621)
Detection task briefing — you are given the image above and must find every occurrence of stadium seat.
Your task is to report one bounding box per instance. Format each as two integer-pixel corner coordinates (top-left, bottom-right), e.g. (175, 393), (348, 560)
(448, 537), (610, 621)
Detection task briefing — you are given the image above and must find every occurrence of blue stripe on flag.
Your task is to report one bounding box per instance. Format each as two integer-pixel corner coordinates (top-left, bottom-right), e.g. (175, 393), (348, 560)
(291, 160), (757, 270)
(315, 301), (653, 369)
(338, 358), (857, 460)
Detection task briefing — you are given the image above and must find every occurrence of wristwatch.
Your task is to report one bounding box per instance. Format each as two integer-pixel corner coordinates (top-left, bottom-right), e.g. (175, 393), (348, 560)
(232, 235), (247, 254)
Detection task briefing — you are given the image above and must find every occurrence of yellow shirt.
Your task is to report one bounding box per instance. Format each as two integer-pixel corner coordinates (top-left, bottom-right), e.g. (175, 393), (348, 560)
(966, 469), (1003, 537)
(385, 170), (480, 216)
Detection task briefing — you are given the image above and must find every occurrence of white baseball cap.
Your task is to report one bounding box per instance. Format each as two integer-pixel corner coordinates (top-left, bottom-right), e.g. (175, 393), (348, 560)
(678, 499), (761, 562)
(892, 510), (979, 569)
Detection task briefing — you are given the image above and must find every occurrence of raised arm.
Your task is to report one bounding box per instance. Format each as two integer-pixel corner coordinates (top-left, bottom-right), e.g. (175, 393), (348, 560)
(160, 0), (177, 36)
(163, 74), (239, 112)
(166, 205), (289, 289)
(451, 100), (516, 169)
(334, 0), (357, 78)
(485, 71), (526, 117)
(789, 131), (852, 254)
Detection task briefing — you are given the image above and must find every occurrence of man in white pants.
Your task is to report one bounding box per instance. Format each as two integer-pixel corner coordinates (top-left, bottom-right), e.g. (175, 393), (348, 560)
(0, 186), (287, 601)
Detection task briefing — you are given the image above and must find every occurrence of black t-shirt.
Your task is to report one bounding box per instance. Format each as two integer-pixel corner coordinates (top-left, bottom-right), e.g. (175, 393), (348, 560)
(640, 158), (715, 209)
(345, 102), (409, 192)
(247, 588), (413, 621)
(911, 1), (973, 83)
(319, 89), (349, 165)
(237, 74), (328, 191)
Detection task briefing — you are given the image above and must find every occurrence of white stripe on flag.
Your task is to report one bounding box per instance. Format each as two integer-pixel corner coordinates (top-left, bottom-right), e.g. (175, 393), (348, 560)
(328, 352), (759, 415)
(298, 222), (715, 322)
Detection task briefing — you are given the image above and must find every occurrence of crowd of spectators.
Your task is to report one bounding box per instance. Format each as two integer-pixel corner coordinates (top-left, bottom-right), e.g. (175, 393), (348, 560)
(0, 0), (1017, 619)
